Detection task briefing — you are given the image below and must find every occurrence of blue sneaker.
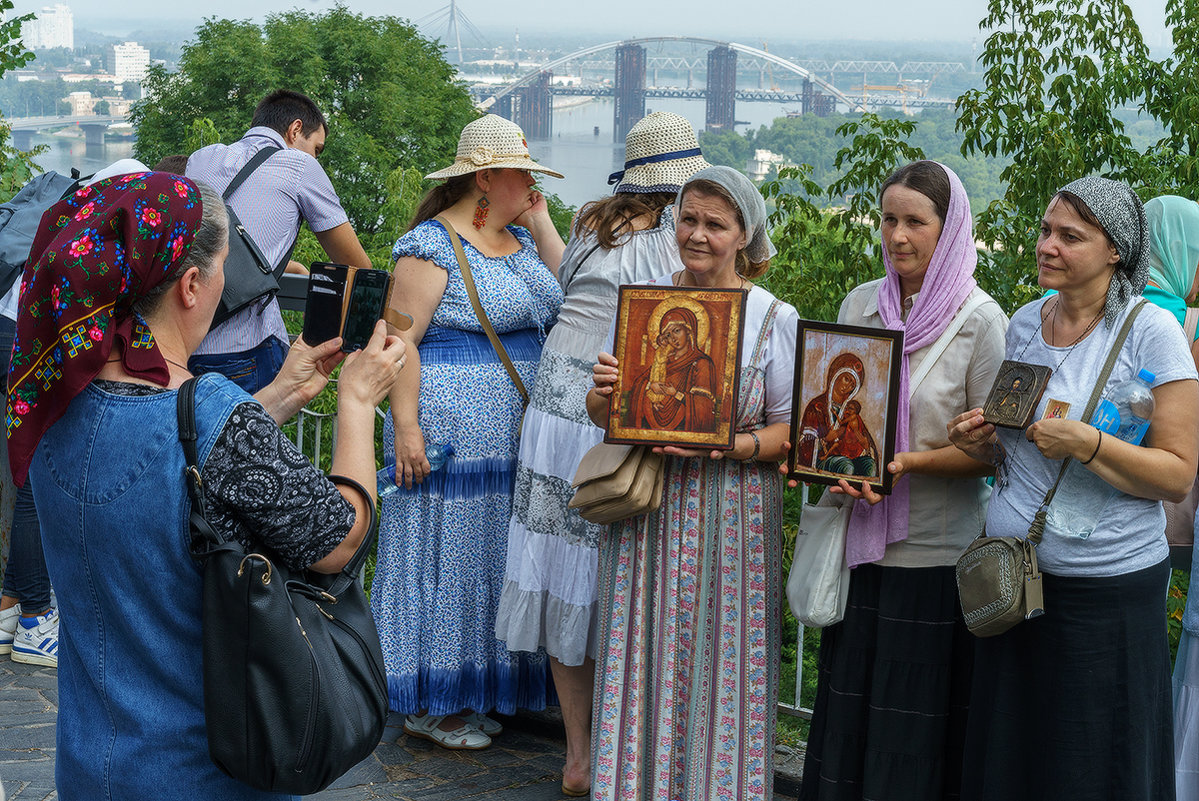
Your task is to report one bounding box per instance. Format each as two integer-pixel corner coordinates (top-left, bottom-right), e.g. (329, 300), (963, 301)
(0, 604), (18, 655)
(12, 610), (57, 667)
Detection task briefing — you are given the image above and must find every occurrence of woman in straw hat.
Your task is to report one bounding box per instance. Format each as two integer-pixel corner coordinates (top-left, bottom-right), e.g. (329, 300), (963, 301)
(494, 111), (707, 794)
(371, 114), (566, 750)
(588, 165), (798, 800)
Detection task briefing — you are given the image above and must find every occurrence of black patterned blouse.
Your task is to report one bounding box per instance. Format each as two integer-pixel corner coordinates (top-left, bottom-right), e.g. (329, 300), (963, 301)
(95, 380), (354, 571)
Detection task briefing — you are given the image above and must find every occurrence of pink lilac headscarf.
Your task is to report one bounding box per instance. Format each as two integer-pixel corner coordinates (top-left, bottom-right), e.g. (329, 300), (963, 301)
(846, 161), (978, 568)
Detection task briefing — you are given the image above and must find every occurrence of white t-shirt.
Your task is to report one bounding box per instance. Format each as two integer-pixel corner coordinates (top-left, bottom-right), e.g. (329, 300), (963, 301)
(986, 296), (1198, 576)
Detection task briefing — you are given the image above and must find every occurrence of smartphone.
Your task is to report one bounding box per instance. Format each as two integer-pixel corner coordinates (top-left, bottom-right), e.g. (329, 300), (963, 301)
(341, 268), (391, 352)
(302, 262), (348, 346)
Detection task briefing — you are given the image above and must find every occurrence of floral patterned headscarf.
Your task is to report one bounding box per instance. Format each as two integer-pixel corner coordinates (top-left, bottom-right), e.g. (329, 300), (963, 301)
(6, 171), (205, 485)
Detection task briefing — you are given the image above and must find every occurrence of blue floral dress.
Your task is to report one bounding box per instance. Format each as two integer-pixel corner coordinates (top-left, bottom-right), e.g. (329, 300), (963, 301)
(372, 220), (563, 716)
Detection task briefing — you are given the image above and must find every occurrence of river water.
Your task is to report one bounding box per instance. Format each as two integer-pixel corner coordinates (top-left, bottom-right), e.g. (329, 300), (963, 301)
(27, 96), (789, 210)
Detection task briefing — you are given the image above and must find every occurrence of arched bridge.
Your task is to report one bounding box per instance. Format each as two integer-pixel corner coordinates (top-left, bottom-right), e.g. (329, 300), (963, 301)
(481, 36), (894, 141)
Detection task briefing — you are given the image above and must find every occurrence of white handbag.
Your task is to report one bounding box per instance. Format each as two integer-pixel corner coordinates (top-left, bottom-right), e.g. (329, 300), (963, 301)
(786, 483), (852, 628)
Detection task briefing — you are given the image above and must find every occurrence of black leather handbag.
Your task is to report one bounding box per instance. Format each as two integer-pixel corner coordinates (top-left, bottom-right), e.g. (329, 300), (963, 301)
(210, 147), (297, 329)
(177, 378), (388, 794)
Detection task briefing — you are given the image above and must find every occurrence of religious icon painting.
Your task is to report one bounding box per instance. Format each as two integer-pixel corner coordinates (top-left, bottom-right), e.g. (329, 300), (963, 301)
(787, 320), (904, 494)
(982, 360), (1053, 429)
(606, 284), (747, 450)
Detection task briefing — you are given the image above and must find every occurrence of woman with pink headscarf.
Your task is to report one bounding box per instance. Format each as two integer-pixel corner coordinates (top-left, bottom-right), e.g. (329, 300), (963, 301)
(797, 161), (1008, 801)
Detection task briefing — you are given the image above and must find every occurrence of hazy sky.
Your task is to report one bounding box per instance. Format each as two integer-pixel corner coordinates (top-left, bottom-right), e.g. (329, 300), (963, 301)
(10, 0), (1174, 46)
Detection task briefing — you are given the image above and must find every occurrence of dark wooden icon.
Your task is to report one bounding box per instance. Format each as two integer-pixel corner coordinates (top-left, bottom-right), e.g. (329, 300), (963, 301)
(982, 360), (1053, 429)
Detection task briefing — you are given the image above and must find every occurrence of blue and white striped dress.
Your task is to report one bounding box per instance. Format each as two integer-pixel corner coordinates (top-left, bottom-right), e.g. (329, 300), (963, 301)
(372, 219), (563, 716)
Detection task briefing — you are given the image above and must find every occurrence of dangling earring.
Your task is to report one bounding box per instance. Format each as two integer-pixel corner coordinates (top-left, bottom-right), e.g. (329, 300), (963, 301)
(473, 195), (490, 230)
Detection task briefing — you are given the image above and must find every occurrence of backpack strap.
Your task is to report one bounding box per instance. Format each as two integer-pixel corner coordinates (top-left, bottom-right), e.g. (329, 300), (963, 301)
(222, 147), (280, 201)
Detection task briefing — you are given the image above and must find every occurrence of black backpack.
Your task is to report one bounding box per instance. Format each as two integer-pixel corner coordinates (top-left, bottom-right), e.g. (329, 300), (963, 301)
(209, 147), (297, 330)
(0, 170), (88, 297)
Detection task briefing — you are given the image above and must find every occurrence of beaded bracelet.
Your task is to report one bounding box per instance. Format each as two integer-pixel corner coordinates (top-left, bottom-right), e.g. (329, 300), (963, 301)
(747, 430), (761, 461)
(1081, 430), (1102, 465)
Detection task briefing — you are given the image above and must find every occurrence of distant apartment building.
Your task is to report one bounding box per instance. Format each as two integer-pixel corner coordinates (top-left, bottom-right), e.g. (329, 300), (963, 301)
(22, 4), (73, 51)
(108, 41), (149, 84)
(65, 90), (94, 115)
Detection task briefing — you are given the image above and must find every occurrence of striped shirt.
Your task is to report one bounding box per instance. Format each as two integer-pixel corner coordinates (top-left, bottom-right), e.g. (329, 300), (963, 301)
(186, 126), (349, 355)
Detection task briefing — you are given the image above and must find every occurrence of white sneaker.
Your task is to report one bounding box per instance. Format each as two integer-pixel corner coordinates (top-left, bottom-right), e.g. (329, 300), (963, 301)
(12, 610), (57, 667)
(0, 604), (18, 655)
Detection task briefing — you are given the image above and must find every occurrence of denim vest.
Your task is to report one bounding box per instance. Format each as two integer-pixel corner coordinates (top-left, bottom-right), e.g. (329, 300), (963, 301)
(30, 374), (292, 801)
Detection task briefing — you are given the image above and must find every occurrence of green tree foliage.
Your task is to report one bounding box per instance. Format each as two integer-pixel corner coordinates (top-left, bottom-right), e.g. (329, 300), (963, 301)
(131, 5), (480, 264)
(761, 114), (924, 322)
(0, 3), (44, 201)
(955, 0), (1157, 312)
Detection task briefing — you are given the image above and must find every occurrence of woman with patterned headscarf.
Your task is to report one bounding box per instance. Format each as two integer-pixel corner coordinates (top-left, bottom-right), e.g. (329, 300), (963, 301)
(951, 178), (1199, 801)
(8, 171), (405, 799)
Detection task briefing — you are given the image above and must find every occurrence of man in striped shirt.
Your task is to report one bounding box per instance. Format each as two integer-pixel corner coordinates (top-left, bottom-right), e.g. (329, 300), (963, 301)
(186, 89), (372, 393)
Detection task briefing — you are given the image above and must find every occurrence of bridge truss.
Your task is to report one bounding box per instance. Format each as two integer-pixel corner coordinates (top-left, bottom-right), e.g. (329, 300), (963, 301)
(482, 36), (874, 141)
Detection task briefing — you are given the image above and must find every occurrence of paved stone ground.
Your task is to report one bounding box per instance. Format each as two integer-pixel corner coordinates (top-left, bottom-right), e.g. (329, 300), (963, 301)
(1, 657), (801, 799)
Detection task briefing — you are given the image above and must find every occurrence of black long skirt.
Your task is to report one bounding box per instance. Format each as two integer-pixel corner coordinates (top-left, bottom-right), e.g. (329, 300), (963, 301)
(799, 563), (974, 801)
(960, 557), (1174, 801)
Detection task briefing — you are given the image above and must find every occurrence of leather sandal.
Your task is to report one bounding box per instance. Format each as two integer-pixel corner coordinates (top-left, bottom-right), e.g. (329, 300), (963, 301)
(462, 711), (503, 736)
(561, 781), (590, 797)
(402, 713), (492, 751)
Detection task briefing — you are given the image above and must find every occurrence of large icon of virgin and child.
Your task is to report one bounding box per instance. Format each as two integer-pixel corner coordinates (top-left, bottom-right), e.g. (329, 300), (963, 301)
(607, 285), (746, 449)
(788, 321), (903, 494)
(795, 353), (879, 476)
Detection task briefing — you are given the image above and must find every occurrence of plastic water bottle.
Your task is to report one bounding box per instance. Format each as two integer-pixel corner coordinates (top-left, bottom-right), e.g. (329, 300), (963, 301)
(1090, 369), (1156, 445)
(1045, 369), (1155, 539)
(376, 443), (455, 500)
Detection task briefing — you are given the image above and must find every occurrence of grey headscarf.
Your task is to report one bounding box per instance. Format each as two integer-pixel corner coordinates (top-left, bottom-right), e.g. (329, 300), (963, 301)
(676, 165), (778, 265)
(1058, 176), (1150, 328)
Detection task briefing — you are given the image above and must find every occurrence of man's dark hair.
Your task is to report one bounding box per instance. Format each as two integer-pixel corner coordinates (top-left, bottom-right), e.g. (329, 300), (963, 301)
(153, 154), (189, 174)
(251, 89), (328, 138)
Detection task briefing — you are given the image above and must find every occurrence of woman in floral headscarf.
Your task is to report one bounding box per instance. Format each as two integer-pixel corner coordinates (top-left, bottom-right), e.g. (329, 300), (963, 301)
(9, 171), (405, 799)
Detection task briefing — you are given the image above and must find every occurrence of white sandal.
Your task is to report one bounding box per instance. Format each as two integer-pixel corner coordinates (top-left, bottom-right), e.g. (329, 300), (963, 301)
(402, 713), (492, 750)
(461, 712), (503, 736)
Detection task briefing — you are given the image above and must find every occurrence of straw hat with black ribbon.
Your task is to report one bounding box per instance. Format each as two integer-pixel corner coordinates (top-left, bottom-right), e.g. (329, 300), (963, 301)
(608, 111), (710, 194)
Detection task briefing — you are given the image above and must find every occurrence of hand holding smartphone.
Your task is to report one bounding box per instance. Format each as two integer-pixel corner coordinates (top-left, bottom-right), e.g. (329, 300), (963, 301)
(302, 262), (412, 352)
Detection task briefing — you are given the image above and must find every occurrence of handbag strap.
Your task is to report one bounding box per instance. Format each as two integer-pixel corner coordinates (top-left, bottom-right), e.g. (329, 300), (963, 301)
(1184, 306), (1199, 342)
(909, 292), (988, 398)
(176, 376), (377, 590)
(1027, 299), (1147, 544)
(434, 214), (529, 406)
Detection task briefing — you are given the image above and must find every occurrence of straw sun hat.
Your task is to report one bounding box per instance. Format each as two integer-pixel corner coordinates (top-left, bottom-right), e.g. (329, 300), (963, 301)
(425, 114), (564, 181)
(608, 111), (710, 194)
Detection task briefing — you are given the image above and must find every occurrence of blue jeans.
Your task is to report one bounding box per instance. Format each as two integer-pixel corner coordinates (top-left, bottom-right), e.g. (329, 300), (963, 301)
(187, 336), (288, 395)
(0, 316), (51, 612)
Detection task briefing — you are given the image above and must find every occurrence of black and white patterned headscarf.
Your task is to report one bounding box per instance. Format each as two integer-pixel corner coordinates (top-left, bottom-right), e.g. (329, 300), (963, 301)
(1058, 176), (1150, 328)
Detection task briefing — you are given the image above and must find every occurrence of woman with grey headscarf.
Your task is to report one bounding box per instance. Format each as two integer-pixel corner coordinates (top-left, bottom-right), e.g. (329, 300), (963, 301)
(950, 177), (1199, 800)
(585, 165), (799, 800)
